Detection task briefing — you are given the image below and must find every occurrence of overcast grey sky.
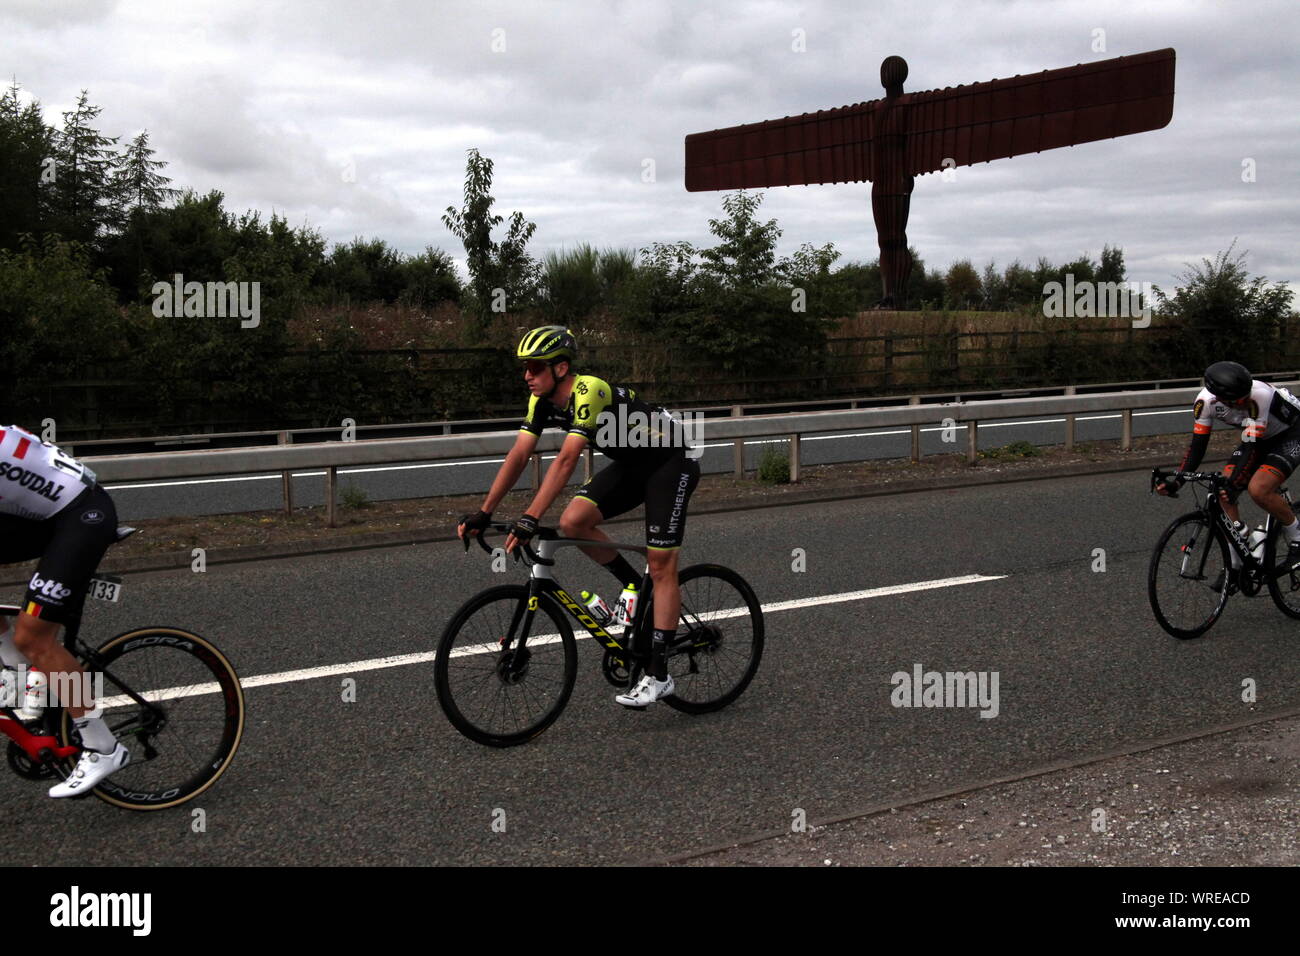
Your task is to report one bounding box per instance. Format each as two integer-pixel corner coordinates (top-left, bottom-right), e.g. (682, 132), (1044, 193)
(4, 0), (1297, 295)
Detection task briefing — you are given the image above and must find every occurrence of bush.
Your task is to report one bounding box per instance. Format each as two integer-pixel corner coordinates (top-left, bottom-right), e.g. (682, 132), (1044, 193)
(757, 447), (791, 483)
(340, 481), (372, 509)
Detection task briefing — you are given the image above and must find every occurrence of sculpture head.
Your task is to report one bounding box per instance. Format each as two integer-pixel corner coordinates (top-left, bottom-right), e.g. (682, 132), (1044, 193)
(881, 55), (908, 95)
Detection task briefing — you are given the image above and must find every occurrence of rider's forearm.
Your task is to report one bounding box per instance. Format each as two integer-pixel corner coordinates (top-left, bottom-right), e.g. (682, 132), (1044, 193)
(1178, 432), (1210, 473)
(525, 452), (580, 519)
(482, 446), (530, 514)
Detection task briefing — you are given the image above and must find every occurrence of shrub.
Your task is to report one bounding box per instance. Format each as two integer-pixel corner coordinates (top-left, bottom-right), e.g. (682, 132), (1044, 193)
(757, 447), (791, 483)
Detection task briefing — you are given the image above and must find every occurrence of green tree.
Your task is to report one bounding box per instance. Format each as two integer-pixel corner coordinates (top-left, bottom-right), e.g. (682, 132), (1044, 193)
(831, 260), (883, 311)
(0, 82), (56, 251)
(540, 244), (636, 325)
(638, 191), (836, 368)
(1098, 245), (1125, 284)
(0, 235), (127, 421)
(697, 191), (781, 289)
(111, 131), (176, 219)
(398, 246), (461, 309)
(620, 240), (698, 335)
(441, 148), (539, 329)
(48, 90), (119, 245)
(980, 261), (1007, 310)
(1001, 260), (1039, 308)
(319, 237), (406, 304)
(906, 247), (946, 308)
(1153, 242), (1296, 371)
(102, 189), (238, 301)
(944, 259), (982, 309)
(782, 242), (854, 320)
(101, 130), (177, 295)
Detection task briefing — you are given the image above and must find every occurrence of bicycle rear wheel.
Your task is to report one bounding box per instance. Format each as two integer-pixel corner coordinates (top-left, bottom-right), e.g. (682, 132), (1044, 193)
(1264, 522), (1300, 620)
(1148, 513), (1231, 639)
(434, 585), (577, 746)
(63, 628), (245, 810)
(660, 564), (764, 714)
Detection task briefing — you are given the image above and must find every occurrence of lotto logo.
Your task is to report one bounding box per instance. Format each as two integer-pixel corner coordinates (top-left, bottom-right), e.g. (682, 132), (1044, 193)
(28, 573), (72, 601)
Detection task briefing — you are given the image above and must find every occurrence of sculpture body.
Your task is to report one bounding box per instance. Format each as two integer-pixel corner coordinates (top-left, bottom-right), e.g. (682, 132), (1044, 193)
(685, 48), (1176, 305)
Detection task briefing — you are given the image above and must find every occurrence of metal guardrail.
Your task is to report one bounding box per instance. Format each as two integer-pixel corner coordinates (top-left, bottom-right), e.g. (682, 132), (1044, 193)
(66, 370), (1300, 458)
(84, 382), (1300, 527)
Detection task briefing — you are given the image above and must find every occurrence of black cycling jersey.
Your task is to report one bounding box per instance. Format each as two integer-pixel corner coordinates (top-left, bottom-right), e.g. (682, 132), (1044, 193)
(520, 374), (689, 462)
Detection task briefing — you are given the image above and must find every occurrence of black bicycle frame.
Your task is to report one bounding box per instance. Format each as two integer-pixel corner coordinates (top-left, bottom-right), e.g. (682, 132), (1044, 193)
(1158, 469), (1296, 584)
(515, 533), (654, 660)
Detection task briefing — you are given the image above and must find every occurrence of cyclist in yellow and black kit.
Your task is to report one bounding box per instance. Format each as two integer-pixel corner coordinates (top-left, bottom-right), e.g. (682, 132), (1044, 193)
(457, 326), (700, 707)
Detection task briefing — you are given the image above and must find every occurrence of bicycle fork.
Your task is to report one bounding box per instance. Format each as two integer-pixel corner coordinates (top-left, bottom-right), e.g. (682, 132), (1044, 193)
(1178, 522), (1214, 581)
(495, 539), (563, 681)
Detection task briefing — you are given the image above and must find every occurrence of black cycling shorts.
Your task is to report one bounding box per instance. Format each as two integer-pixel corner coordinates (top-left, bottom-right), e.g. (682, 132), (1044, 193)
(575, 451), (700, 550)
(1224, 423), (1300, 495)
(0, 484), (119, 625)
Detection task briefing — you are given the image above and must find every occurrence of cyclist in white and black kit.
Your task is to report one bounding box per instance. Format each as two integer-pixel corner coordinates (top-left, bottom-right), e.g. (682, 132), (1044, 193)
(0, 425), (130, 796)
(1156, 362), (1300, 564)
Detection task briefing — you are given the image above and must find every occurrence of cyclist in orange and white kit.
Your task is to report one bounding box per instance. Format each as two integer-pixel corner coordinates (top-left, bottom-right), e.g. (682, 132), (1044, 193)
(1157, 361), (1300, 566)
(0, 425), (130, 796)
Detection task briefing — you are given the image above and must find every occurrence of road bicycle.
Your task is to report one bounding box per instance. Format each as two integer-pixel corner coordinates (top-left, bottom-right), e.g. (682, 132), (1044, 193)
(435, 524), (764, 746)
(1148, 468), (1300, 638)
(1, 528), (245, 809)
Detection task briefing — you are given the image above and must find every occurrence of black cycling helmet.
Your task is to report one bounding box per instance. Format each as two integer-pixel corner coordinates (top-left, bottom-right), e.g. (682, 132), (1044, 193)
(1204, 361), (1252, 402)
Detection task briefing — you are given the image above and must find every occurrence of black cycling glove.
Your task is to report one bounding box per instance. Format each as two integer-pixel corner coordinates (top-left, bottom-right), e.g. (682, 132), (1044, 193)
(459, 510), (492, 549)
(509, 514), (540, 544)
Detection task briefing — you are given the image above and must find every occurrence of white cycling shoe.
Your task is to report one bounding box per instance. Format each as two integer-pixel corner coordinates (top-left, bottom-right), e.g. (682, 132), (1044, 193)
(49, 743), (130, 799)
(615, 674), (674, 709)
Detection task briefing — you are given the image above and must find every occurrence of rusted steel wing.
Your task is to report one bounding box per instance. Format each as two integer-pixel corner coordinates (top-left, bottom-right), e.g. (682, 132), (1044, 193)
(683, 48), (1175, 190)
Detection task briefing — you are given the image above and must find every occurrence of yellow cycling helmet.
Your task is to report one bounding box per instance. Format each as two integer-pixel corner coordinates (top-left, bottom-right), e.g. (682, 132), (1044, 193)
(516, 326), (576, 363)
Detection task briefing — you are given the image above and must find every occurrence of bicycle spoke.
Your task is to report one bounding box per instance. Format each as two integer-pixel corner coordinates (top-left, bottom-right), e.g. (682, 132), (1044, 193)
(1149, 513), (1230, 639)
(435, 587), (577, 746)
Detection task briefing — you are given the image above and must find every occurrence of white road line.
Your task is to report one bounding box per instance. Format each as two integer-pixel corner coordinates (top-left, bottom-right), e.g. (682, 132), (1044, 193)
(96, 573), (1006, 706)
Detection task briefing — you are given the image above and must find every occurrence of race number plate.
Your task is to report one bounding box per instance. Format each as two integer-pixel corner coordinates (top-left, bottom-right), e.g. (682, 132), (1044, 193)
(88, 575), (123, 603)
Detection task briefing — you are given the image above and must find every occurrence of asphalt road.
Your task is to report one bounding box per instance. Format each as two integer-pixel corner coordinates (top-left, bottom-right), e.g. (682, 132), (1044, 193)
(6, 468), (1296, 865)
(104, 406), (1192, 519)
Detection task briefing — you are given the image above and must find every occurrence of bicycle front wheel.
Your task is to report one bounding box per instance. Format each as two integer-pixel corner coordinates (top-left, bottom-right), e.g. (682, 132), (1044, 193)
(434, 585), (577, 747)
(1264, 522), (1300, 619)
(660, 564), (764, 714)
(1148, 513), (1231, 639)
(63, 628), (245, 811)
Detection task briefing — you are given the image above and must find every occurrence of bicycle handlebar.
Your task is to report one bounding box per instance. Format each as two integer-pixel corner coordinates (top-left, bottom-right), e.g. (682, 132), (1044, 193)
(1150, 467), (1230, 498)
(461, 522), (553, 566)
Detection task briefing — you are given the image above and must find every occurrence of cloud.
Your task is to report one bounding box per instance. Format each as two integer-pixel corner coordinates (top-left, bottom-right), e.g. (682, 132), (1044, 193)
(0, 0), (1294, 292)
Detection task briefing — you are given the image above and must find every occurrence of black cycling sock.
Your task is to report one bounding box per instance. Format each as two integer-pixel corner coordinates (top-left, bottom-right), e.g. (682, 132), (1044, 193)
(603, 554), (641, 588)
(651, 627), (673, 681)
